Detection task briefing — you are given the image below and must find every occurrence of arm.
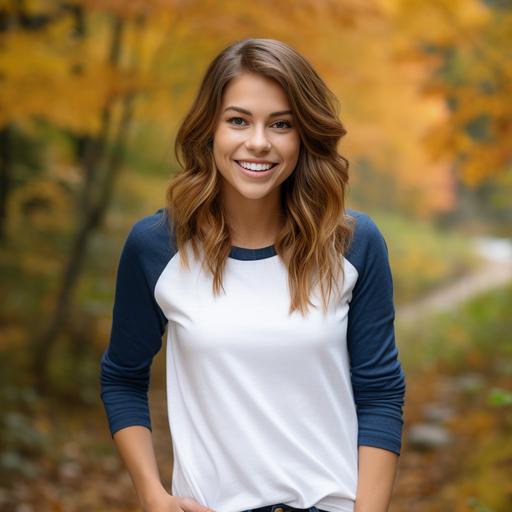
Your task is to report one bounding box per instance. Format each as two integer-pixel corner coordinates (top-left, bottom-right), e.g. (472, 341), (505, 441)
(113, 425), (169, 509)
(99, 222), (169, 507)
(354, 446), (399, 512)
(346, 213), (406, 511)
(113, 427), (218, 512)
(100, 213), (216, 512)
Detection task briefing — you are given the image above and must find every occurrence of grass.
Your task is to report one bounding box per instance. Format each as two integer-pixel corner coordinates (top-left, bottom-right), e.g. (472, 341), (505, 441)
(397, 282), (512, 373)
(372, 211), (481, 305)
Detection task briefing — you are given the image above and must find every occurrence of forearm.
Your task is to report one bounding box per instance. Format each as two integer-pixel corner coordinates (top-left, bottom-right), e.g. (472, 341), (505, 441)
(113, 425), (168, 509)
(354, 445), (399, 512)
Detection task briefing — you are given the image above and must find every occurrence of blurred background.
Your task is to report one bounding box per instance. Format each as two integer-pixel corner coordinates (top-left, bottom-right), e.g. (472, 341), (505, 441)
(0, 0), (511, 510)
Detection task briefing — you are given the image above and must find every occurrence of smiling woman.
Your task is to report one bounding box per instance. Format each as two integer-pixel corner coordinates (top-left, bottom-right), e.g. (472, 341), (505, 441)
(99, 38), (406, 512)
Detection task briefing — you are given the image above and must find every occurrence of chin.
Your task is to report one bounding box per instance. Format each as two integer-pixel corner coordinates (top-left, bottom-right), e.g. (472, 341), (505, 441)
(236, 188), (273, 200)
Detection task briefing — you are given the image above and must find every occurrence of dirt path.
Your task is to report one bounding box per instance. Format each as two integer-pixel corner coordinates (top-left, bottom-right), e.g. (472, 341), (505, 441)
(397, 237), (512, 324)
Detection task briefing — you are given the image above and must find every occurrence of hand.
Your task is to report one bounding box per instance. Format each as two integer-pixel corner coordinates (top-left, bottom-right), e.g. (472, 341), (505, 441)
(144, 492), (217, 512)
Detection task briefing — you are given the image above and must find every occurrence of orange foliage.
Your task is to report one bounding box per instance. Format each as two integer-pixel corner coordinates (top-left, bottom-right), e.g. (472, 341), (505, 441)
(2, 0), (508, 215)
(390, 0), (512, 187)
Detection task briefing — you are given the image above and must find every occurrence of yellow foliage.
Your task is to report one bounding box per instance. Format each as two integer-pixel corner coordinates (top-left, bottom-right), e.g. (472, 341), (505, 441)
(0, 0), (508, 214)
(389, 0), (512, 186)
(81, 0), (179, 18)
(8, 178), (73, 234)
(440, 427), (512, 511)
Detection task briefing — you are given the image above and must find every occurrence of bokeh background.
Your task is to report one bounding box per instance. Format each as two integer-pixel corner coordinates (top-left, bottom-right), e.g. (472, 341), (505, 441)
(0, 0), (511, 510)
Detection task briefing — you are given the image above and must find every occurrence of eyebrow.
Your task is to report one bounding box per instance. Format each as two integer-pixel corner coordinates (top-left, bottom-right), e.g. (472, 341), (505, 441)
(223, 106), (293, 117)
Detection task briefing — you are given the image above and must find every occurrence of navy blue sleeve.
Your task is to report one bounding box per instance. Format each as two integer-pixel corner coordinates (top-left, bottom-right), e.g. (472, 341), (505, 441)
(346, 212), (406, 456)
(99, 217), (169, 437)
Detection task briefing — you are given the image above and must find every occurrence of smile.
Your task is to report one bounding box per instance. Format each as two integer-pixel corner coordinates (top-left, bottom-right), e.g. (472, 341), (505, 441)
(235, 160), (278, 172)
(234, 160), (279, 178)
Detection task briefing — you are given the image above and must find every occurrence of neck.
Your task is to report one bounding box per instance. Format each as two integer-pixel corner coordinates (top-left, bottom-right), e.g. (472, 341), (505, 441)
(221, 188), (284, 249)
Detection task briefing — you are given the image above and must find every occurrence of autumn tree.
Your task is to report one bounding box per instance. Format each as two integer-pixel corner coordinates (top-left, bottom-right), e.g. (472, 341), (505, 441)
(391, 0), (512, 223)
(0, 1), (150, 387)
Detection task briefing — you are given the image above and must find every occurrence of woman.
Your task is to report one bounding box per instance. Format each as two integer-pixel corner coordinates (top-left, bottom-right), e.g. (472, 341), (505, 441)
(100, 38), (406, 512)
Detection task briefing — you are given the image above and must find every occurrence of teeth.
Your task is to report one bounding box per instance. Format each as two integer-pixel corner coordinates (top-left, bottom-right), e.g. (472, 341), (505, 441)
(238, 161), (274, 171)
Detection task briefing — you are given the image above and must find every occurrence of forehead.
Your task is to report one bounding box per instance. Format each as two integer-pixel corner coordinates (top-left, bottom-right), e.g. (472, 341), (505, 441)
(221, 72), (290, 110)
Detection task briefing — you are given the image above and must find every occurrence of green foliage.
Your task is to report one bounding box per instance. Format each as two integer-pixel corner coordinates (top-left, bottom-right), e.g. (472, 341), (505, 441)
(467, 497), (495, 512)
(0, 386), (49, 480)
(399, 283), (512, 372)
(487, 387), (512, 407)
(372, 211), (480, 305)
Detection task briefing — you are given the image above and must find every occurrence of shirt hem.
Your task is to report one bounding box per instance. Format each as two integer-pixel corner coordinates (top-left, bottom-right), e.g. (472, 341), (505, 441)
(315, 504), (353, 512)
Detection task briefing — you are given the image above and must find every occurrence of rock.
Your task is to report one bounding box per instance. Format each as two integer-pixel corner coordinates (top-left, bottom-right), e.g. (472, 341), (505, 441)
(407, 423), (452, 451)
(437, 376), (459, 395)
(422, 403), (455, 423)
(59, 461), (82, 481)
(453, 373), (485, 393)
(493, 359), (512, 376)
(16, 504), (33, 512)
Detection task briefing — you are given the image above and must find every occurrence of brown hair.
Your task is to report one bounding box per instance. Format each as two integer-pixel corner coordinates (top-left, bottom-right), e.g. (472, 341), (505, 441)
(166, 37), (354, 316)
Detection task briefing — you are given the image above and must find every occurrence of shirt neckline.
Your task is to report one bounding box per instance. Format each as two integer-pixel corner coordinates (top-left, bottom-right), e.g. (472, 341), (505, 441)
(229, 244), (277, 261)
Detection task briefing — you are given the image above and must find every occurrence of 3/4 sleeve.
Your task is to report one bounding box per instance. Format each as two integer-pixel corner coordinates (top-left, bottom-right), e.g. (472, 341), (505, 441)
(346, 214), (406, 456)
(99, 222), (168, 437)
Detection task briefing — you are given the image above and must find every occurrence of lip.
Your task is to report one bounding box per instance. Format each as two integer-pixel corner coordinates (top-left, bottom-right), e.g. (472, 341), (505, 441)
(234, 160), (278, 178)
(235, 159), (278, 165)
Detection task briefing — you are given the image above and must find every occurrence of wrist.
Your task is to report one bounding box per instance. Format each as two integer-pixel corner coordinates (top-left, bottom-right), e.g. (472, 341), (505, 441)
(139, 482), (169, 509)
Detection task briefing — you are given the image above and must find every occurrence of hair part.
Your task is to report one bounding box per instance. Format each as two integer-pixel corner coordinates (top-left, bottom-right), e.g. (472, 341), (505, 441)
(166, 37), (354, 316)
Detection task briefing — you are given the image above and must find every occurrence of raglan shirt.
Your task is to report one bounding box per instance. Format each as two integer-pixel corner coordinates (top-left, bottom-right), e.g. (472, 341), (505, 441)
(100, 207), (406, 512)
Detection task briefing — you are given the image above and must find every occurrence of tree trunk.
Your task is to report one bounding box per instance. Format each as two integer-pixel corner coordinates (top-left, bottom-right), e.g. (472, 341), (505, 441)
(0, 125), (12, 242)
(31, 91), (135, 391)
(30, 15), (133, 390)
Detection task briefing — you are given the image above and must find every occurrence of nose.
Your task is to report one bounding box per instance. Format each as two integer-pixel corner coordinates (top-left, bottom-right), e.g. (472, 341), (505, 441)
(245, 124), (271, 152)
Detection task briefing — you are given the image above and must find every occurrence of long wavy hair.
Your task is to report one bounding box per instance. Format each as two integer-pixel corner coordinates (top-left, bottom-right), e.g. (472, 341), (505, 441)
(166, 38), (354, 316)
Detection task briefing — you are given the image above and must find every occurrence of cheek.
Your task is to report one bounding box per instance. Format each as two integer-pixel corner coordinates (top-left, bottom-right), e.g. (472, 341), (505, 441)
(213, 130), (231, 158)
(213, 139), (236, 176)
(282, 136), (301, 164)
(214, 130), (243, 158)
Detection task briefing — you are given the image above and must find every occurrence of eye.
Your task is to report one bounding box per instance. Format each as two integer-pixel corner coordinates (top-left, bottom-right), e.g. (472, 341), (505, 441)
(272, 120), (293, 129)
(227, 117), (247, 126)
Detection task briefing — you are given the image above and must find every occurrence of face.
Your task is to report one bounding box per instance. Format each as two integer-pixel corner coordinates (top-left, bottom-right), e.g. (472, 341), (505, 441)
(212, 72), (301, 204)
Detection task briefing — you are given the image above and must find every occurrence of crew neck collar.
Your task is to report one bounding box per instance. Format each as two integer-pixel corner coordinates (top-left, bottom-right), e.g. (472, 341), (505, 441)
(229, 244), (277, 261)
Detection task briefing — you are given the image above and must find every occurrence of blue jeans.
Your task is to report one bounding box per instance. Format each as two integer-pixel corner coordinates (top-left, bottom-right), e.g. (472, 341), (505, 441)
(240, 504), (326, 512)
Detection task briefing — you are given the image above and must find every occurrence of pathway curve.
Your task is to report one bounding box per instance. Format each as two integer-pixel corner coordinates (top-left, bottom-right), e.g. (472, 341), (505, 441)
(397, 236), (512, 324)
